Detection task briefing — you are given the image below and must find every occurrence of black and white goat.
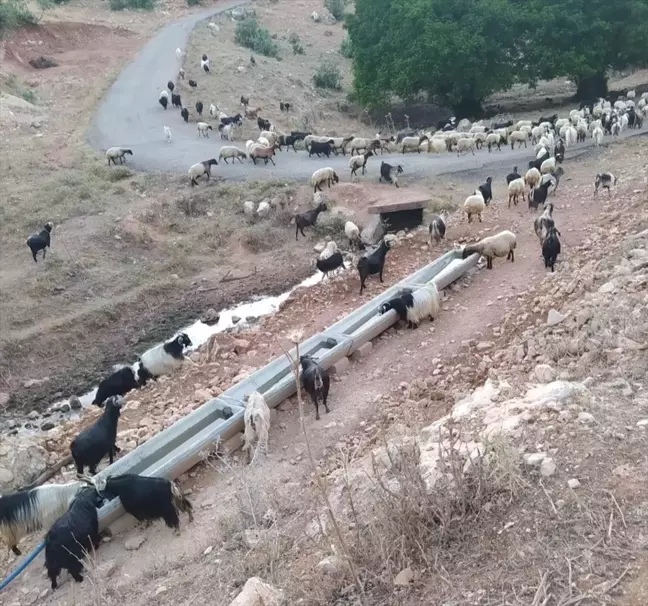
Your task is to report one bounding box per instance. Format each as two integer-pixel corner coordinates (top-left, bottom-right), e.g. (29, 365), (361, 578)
(0, 481), (89, 556)
(533, 203), (554, 246)
(299, 355), (330, 420)
(357, 238), (392, 294)
(137, 333), (193, 384)
(82, 473), (193, 533)
(594, 172), (617, 196)
(428, 211), (448, 243)
(243, 391), (271, 464)
(26, 222), (53, 263)
(542, 226), (561, 272)
(379, 161), (404, 187)
(294, 202), (327, 241)
(378, 282), (441, 329)
(93, 365), (141, 407)
(70, 396), (122, 475)
(528, 180), (553, 210)
(316, 241), (344, 278)
(45, 488), (104, 590)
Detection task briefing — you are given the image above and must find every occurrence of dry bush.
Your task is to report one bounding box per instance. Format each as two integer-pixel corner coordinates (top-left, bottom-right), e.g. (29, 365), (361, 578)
(242, 224), (283, 252)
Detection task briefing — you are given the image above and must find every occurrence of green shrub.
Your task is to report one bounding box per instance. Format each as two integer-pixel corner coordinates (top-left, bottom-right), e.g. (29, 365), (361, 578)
(340, 36), (352, 58)
(234, 18), (279, 58)
(186, 0), (200, 5)
(288, 32), (304, 55)
(313, 62), (342, 90)
(324, 0), (345, 21)
(109, 0), (154, 11)
(0, 0), (37, 37)
(21, 89), (36, 103)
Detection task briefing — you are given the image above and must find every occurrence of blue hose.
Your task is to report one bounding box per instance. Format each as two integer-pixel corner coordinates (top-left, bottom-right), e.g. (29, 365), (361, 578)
(0, 541), (45, 592)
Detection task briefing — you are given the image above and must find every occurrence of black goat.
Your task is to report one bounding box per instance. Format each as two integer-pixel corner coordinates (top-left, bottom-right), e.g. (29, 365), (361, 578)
(181, 107), (189, 123)
(45, 488), (104, 590)
(506, 166), (521, 185)
(26, 222), (53, 263)
(257, 117), (271, 131)
(159, 95), (168, 110)
(529, 180), (552, 210)
(555, 139), (565, 163)
(542, 226), (561, 272)
(316, 250), (344, 279)
(195, 101), (203, 116)
(491, 119), (513, 130)
(537, 114), (557, 125)
(309, 140), (334, 158)
(279, 101), (291, 112)
(93, 366), (141, 407)
(220, 113), (243, 126)
(529, 149), (550, 171)
(299, 355), (330, 420)
(188, 79), (197, 88)
(277, 135), (298, 152)
(290, 131), (310, 141)
(171, 93), (182, 108)
(240, 95), (249, 107)
(478, 177), (493, 205)
(89, 474), (193, 532)
(70, 396), (122, 475)
(357, 239), (391, 294)
(167, 81), (174, 93)
(295, 202), (327, 240)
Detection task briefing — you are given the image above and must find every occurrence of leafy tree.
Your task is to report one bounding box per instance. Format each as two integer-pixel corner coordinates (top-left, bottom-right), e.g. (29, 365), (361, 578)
(346, 0), (525, 115)
(523, 0), (648, 100)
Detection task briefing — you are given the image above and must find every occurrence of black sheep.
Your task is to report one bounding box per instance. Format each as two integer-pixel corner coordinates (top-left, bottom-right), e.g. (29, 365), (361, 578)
(44, 488), (104, 590)
(92, 366), (141, 407)
(357, 238), (391, 294)
(26, 222), (53, 263)
(506, 166), (521, 184)
(188, 79), (197, 88)
(70, 396), (122, 475)
(91, 474), (193, 532)
(257, 117), (271, 131)
(181, 107), (189, 123)
(295, 202), (327, 240)
(308, 140), (334, 158)
(195, 101), (203, 116)
(171, 93), (182, 108)
(542, 226), (561, 272)
(478, 177), (493, 205)
(299, 355), (330, 420)
(167, 81), (174, 93)
(159, 95), (168, 110)
(316, 250), (344, 278)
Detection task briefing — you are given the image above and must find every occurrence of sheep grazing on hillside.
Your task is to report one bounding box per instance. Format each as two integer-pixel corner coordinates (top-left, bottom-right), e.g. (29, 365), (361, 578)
(464, 191), (486, 223)
(83, 473), (193, 533)
(138, 333), (193, 383)
(295, 202), (327, 240)
(0, 481), (90, 556)
(44, 488), (104, 590)
(158, 90), (169, 110)
(378, 282), (441, 329)
(542, 226), (561, 272)
(242, 392), (271, 464)
(428, 211), (448, 243)
(594, 172), (617, 196)
(344, 221), (365, 250)
(310, 167), (339, 193)
(316, 241), (344, 278)
(93, 366), (141, 407)
(188, 159), (218, 186)
(379, 161), (403, 187)
(106, 147), (133, 166)
(349, 151), (374, 177)
(462, 230), (517, 270)
(357, 238), (392, 294)
(533, 203), (554, 246)
(299, 355), (330, 420)
(70, 396), (123, 475)
(26, 222), (53, 262)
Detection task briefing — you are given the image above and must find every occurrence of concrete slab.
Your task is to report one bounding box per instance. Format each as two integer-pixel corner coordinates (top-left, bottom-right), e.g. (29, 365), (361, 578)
(368, 198), (428, 215)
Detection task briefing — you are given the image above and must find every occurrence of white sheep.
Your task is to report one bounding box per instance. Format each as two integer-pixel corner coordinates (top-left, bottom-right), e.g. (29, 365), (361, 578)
(470, 124), (487, 134)
(196, 122), (213, 138)
(245, 139), (255, 159)
(536, 146), (548, 159)
(243, 391), (271, 465)
(349, 137), (380, 156)
(401, 136), (427, 153)
(138, 333), (193, 380)
(348, 151), (373, 177)
(525, 167), (542, 189)
(564, 126), (577, 147)
(456, 137), (475, 156)
(463, 191), (486, 223)
(457, 118), (472, 132)
(256, 200), (272, 219)
(310, 167), (339, 193)
(540, 157), (556, 174)
(259, 130), (280, 146)
(219, 123), (235, 141)
(531, 125), (545, 144)
(429, 137), (448, 153)
(344, 221), (363, 249)
(219, 145), (247, 164)
(188, 159), (218, 186)
(508, 177), (526, 207)
(509, 130), (529, 149)
(209, 104), (218, 118)
(207, 22), (219, 33)
(515, 120), (532, 131)
(106, 147), (133, 165)
(243, 201), (256, 217)
(378, 282), (441, 329)
(462, 230), (517, 269)
(486, 132), (502, 152)
(554, 118), (569, 130)
(164, 126), (172, 143)
(319, 241), (338, 260)
(592, 126), (604, 146)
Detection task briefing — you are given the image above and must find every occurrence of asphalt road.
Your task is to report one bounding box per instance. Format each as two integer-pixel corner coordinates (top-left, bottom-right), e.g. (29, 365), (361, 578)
(87, 5), (647, 184)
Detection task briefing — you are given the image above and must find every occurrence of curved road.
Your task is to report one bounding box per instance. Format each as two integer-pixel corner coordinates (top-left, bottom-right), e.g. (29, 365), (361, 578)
(88, 4), (647, 182)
